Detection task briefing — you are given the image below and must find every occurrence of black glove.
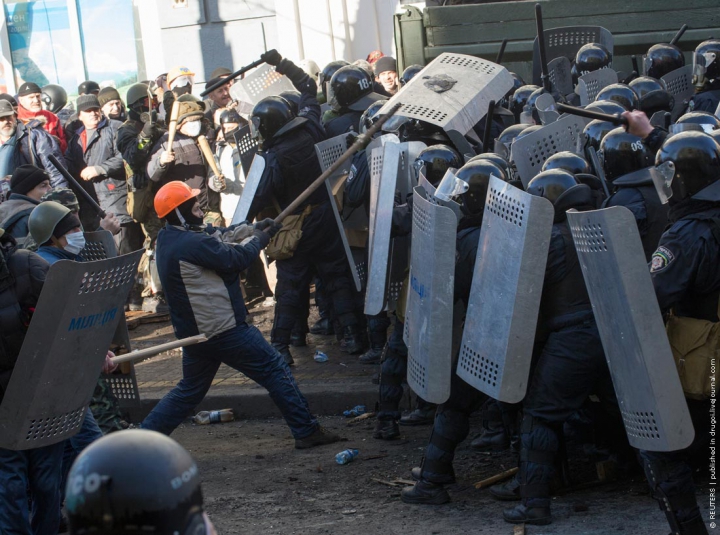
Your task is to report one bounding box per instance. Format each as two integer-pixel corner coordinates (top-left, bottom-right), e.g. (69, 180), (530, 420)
(255, 218), (282, 238)
(275, 58), (307, 85)
(252, 228), (271, 248)
(261, 49), (282, 67)
(254, 217), (274, 231)
(141, 119), (158, 139)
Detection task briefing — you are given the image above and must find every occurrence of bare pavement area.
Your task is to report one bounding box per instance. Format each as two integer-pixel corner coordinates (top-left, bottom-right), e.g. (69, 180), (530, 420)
(126, 304), (711, 535)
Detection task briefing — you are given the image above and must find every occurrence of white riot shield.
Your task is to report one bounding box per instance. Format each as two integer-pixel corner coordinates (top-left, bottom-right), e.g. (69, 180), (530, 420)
(661, 66), (694, 121)
(232, 124), (258, 176)
(377, 53), (513, 137)
(365, 141), (425, 315)
(81, 231), (140, 408)
(231, 153), (266, 225)
(567, 207), (694, 451)
(532, 26), (614, 86)
(403, 187), (457, 404)
(547, 57), (574, 96)
(511, 115), (587, 187)
(577, 68), (618, 106)
(229, 64), (295, 106)
(315, 133), (365, 291)
(457, 177), (554, 403)
(0, 250), (143, 450)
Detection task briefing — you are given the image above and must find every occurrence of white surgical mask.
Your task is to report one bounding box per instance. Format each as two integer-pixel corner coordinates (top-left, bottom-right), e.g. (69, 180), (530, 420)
(64, 231), (86, 255)
(184, 120), (202, 138)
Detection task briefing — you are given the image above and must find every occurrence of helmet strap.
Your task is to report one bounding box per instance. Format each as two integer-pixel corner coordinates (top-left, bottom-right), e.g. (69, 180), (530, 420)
(174, 207), (189, 230)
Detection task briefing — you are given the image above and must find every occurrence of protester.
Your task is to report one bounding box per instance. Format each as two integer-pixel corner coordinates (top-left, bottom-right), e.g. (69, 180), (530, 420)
(16, 82), (68, 152)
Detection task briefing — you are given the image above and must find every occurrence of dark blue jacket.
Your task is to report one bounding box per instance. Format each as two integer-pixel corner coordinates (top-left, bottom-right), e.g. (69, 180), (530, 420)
(155, 224), (268, 339)
(36, 246), (82, 265)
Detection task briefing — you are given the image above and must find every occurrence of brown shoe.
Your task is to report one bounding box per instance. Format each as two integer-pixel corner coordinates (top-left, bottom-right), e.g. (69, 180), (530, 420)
(295, 426), (347, 449)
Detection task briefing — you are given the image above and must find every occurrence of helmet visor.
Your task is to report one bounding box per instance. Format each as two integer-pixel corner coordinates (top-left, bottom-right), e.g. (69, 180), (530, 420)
(651, 161), (676, 204)
(434, 168), (467, 203)
(669, 123), (717, 134)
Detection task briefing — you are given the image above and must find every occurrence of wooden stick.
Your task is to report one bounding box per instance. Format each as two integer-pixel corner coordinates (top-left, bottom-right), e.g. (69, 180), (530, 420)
(273, 103), (402, 224)
(197, 135), (226, 191)
(346, 412), (376, 424)
(513, 525), (526, 535)
(166, 100), (180, 148)
(473, 466), (519, 489)
(111, 334), (208, 365)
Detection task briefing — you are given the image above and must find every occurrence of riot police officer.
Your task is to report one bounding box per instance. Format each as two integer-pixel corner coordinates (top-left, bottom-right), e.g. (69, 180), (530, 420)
(323, 65), (385, 137)
(247, 50), (365, 365)
(690, 39), (720, 113)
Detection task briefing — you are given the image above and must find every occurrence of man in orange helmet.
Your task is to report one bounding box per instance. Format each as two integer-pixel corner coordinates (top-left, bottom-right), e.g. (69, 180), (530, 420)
(140, 181), (345, 449)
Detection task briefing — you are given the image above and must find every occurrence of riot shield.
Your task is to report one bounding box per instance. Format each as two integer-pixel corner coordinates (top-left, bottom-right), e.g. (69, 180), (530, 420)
(661, 66), (695, 122)
(532, 26), (614, 86)
(511, 115), (587, 187)
(81, 231), (140, 408)
(365, 141), (425, 315)
(232, 124), (258, 176)
(315, 133), (366, 291)
(547, 57), (574, 97)
(403, 187), (458, 404)
(567, 207), (694, 451)
(0, 250), (143, 450)
(231, 153), (266, 225)
(228, 63), (295, 106)
(457, 177), (554, 403)
(535, 93), (560, 125)
(376, 53), (513, 137)
(577, 68), (619, 106)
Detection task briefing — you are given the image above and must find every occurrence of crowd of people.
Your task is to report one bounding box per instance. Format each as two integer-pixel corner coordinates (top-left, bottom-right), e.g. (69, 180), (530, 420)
(0, 23), (717, 534)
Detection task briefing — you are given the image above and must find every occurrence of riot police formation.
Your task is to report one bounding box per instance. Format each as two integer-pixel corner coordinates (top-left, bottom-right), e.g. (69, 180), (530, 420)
(0, 13), (719, 533)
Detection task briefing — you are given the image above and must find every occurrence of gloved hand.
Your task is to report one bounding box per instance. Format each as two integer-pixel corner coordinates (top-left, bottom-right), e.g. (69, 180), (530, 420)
(261, 49), (282, 67)
(141, 118), (158, 140)
(254, 218), (282, 238)
(252, 228), (271, 249)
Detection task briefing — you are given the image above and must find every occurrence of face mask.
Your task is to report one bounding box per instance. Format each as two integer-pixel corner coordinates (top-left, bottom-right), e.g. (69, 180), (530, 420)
(184, 120), (202, 138)
(64, 231), (86, 255)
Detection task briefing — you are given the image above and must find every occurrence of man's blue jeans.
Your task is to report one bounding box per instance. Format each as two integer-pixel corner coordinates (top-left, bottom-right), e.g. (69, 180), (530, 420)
(142, 322), (318, 439)
(0, 442), (63, 535)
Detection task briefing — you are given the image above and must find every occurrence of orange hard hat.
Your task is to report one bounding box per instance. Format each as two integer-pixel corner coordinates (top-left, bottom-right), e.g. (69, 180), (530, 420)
(154, 181), (200, 218)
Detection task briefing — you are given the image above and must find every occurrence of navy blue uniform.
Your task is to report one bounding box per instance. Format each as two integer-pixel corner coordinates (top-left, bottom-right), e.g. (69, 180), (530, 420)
(690, 80), (720, 114)
(249, 61), (360, 346)
(324, 111), (362, 138)
(514, 222), (623, 512)
(604, 184), (669, 261)
(638, 202), (720, 534)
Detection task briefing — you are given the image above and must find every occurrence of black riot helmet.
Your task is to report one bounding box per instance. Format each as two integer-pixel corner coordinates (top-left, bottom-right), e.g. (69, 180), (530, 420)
(40, 84), (67, 114)
(503, 73), (526, 102)
(467, 152), (512, 178)
(655, 131), (720, 203)
(328, 65), (383, 112)
(595, 84), (639, 111)
(495, 124), (529, 160)
(575, 43), (612, 75)
(509, 84), (540, 123)
(693, 39), (720, 88)
(542, 151), (590, 175)
(437, 160), (507, 216)
(520, 87), (548, 124)
(319, 60), (349, 101)
(628, 76), (674, 117)
(218, 108), (242, 126)
(400, 64), (424, 86)
(359, 99), (388, 134)
(671, 111), (720, 134)
(583, 119), (616, 152)
(279, 90), (301, 115)
(66, 430), (208, 535)
(414, 144), (462, 186)
(629, 76), (667, 98)
(600, 127), (656, 183)
(585, 100), (628, 115)
(250, 95), (297, 147)
(526, 169), (594, 222)
(645, 43), (685, 79)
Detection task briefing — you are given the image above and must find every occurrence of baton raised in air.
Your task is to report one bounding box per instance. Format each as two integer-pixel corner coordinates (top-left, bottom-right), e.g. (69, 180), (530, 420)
(200, 57), (266, 97)
(670, 24), (688, 46)
(47, 154), (107, 218)
(274, 103), (402, 224)
(555, 103), (629, 127)
(496, 39), (508, 64)
(482, 100), (496, 153)
(535, 4), (552, 93)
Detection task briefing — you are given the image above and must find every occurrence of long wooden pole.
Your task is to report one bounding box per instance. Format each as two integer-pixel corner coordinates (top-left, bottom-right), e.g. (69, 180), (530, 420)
(110, 334), (208, 365)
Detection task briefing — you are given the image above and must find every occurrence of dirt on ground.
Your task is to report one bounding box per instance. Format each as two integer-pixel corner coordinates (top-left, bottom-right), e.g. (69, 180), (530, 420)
(170, 414), (711, 535)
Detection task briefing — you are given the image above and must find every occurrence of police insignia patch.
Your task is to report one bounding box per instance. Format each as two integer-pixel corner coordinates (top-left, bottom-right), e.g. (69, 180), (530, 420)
(650, 245), (675, 273)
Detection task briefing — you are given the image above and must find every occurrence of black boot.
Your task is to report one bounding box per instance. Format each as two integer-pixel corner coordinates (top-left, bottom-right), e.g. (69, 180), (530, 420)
(290, 324), (308, 347)
(489, 477), (521, 501)
(471, 420), (510, 451)
(411, 466), (456, 484)
(373, 418), (400, 440)
(310, 317), (334, 335)
(675, 515), (709, 535)
(272, 342), (295, 366)
(400, 404), (436, 426)
(342, 325), (368, 355)
(401, 480), (451, 505)
(503, 503), (552, 525)
(358, 346), (383, 364)
(294, 426), (347, 449)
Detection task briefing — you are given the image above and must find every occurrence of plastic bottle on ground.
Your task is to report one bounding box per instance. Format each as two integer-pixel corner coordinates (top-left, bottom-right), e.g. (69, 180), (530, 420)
(335, 449), (359, 465)
(192, 409), (234, 425)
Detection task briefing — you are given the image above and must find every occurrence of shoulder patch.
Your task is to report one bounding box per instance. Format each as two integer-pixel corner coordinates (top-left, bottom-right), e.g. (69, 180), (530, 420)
(650, 245), (675, 273)
(346, 163), (357, 183)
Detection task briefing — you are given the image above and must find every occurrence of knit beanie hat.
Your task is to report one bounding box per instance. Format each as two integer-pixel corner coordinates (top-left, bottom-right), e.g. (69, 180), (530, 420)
(53, 211), (82, 239)
(17, 82), (42, 96)
(98, 87), (122, 107)
(374, 57), (397, 75)
(76, 94), (101, 113)
(10, 165), (49, 195)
